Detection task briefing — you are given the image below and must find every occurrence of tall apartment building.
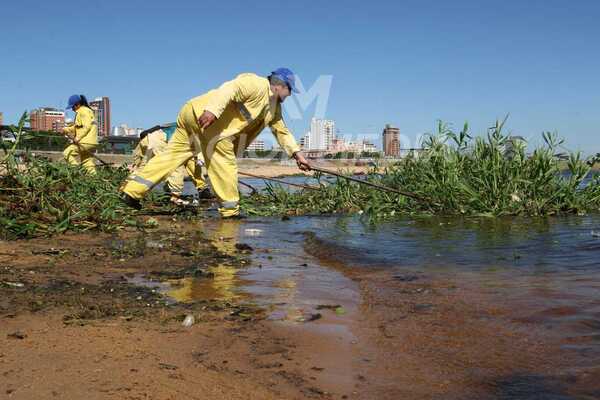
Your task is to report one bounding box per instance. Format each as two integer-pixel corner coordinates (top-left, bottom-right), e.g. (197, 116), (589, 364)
(0, 112), (3, 126)
(30, 108), (65, 132)
(382, 124), (400, 157)
(307, 118), (335, 151)
(89, 97), (111, 137)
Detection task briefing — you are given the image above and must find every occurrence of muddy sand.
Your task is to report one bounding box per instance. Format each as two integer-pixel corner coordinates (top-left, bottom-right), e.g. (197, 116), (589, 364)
(1, 216), (599, 399)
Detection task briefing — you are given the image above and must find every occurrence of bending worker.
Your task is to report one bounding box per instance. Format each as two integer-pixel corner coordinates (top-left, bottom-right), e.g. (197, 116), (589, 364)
(120, 68), (312, 218)
(132, 124), (211, 205)
(62, 95), (98, 175)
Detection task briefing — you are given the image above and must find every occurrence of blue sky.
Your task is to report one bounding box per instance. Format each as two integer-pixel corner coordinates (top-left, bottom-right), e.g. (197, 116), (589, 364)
(2, 0), (599, 153)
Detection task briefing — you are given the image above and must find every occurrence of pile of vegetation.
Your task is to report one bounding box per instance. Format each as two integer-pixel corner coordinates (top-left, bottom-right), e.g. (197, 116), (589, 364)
(242, 118), (600, 219)
(0, 113), (154, 239)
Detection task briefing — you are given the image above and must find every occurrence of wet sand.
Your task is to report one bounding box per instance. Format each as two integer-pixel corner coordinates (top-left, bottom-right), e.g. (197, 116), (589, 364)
(2, 216), (599, 399)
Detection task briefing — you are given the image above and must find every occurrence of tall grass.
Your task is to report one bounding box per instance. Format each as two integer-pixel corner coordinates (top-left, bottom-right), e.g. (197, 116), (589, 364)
(242, 118), (600, 218)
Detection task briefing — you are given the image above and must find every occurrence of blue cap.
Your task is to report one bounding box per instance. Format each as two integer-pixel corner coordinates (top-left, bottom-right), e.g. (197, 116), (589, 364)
(67, 94), (81, 110)
(271, 67), (299, 93)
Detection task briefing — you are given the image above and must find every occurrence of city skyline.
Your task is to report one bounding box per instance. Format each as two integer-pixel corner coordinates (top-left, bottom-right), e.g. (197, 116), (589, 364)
(3, 102), (392, 152)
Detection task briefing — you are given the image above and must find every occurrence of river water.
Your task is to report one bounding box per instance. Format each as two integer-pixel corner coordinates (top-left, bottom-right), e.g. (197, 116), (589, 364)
(167, 176), (600, 397)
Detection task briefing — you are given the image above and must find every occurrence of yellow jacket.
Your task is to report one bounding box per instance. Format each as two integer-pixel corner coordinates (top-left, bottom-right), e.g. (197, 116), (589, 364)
(63, 106), (98, 146)
(189, 73), (300, 156)
(132, 130), (169, 168)
(132, 135), (149, 168)
(133, 129), (206, 168)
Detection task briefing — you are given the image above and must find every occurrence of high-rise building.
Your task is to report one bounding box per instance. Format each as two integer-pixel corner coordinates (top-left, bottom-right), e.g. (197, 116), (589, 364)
(0, 112), (3, 126)
(308, 118), (335, 151)
(30, 108), (65, 132)
(90, 97), (111, 137)
(382, 124), (400, 157)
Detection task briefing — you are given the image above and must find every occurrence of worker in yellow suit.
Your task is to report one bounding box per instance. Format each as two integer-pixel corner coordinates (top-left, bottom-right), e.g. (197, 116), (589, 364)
(120, 68), (312, 217)
(62, 94), (98, 175)
(131, 124), (211, 205)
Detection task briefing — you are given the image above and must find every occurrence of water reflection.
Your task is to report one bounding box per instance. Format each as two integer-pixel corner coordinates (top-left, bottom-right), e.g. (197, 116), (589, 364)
(165, 264), (244, 303)
(161, 220), (246, 303)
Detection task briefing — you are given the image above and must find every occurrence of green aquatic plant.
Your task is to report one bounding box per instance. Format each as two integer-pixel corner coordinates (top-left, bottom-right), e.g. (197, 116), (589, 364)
(242, 118), (600, 219)
(0, 113), (154, 239)
(2, 112), (599, 238)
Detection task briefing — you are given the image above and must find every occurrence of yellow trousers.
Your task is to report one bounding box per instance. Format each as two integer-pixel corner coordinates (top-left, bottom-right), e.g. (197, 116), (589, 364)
(122, 102), (239, 217)
(136, 139), (206, 196)
(63, 143), (97, 175)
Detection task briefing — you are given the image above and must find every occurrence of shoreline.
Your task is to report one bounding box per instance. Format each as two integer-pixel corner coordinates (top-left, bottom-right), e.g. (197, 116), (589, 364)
(4, 150), (381, 178)
(2, 216), (599, 399)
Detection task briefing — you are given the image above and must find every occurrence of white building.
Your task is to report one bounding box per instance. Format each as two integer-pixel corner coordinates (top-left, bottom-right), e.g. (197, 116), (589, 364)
(112, 124), (143, 137)
(247, 140), (265, 151)
(362, 139), (378, 153)
(307, 118), (335, 151)
(300, 132), (311, 150)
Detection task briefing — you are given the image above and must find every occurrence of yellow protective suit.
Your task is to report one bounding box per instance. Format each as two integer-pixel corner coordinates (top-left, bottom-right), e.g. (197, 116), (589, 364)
(121, 73), (301, 217)
(131, 129), (207, 196)
(62, 106), (98, 175)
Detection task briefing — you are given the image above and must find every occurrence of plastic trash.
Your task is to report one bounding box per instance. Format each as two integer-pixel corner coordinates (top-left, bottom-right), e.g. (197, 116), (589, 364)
(2, 282), (24, 288)
(182, 314), (195, 327)
(244, 228), (262, 237)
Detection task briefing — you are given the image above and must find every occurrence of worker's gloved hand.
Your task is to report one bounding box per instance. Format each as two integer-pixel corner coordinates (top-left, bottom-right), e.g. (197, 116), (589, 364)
(198, 111), (217, 129)
(293, 151), (311, 171)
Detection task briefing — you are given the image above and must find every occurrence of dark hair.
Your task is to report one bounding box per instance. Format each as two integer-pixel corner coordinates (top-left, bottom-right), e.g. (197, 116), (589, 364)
(78, 95), (90, 108)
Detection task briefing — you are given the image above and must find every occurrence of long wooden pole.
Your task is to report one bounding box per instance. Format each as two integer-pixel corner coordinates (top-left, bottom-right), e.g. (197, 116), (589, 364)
(310, 166), (433, 204)
(238, 171), (319, 191)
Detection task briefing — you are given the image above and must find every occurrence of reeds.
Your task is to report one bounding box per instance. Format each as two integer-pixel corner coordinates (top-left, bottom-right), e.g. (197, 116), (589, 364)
(242, 118), (600, 219)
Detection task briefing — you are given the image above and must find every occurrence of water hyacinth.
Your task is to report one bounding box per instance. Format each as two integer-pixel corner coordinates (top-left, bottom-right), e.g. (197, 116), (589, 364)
(0, 113), (145, 239)
(242, 118), (600, 219)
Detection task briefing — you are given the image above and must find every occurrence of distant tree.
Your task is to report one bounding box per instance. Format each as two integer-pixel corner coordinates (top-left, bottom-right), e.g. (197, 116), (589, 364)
(360, 151), (381, 159)
(255, 150), (271, 158)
